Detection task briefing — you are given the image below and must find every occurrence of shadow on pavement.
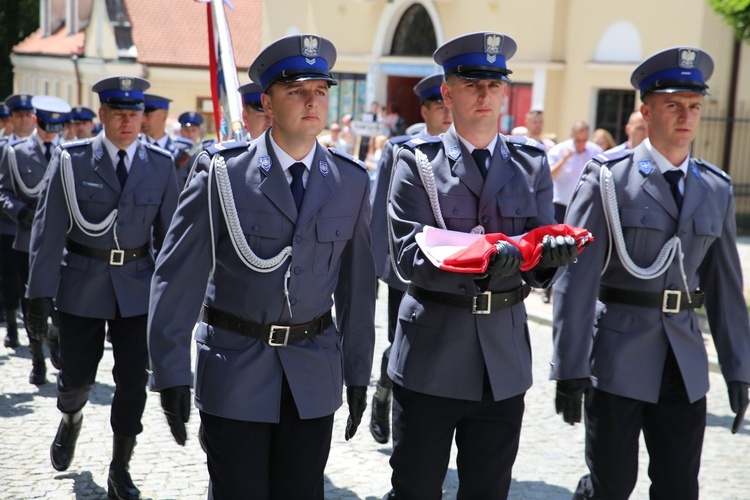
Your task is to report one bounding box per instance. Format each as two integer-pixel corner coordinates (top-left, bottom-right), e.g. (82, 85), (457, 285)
(707, 411), (746, 433)
(55, 470), (107, 499)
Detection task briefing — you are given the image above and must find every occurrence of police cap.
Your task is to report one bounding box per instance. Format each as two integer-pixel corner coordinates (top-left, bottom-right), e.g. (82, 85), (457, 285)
(144, 94), (172, 113)
(413, 73), (445, 104)
(238, 82), (264, 112)
(433, 32), (516, 82)
(30, 96), (72, 133)
(631, 47), (714, 96)
(248, 34), (338, 92)
(0, 103), (11, 118)
(5, 94), (35, 112)
(92, 76), (150, 110)
(70, 106), (96, 122)
(178, 111), (203, 127)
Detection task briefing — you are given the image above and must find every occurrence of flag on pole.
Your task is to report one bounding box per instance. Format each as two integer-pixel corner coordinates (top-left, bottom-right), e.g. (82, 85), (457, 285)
(195, 0), (244, 141)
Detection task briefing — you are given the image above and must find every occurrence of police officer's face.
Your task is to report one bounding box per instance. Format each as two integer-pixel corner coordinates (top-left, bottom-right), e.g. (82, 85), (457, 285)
(442, 78), (505, 130)
(142, 109), (167, 137)
(262, 80), (329, 142)
(242, 107), (272, 139)
(74, 120), (95, 139)
(181, 124), (202, 143)
(11, 110), (35, 137)
(99, 106), (143, 149)
(641, 92), (703, 151)
(421, 100), (453, 136)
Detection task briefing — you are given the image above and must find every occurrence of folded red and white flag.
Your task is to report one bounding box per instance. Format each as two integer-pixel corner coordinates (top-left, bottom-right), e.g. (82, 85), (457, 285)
(415, 224), (594, 274)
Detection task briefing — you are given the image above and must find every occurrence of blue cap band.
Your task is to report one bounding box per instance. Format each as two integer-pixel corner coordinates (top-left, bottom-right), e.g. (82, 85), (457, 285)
(98, 89), (145, 102)
(242, 92), (262, 105)
(419, 87), (443, 102)
(260, 55), (331, 90)
(443, 53), (507, 74)
(145, 100), (169, 110)
(639, 67), (705, 93)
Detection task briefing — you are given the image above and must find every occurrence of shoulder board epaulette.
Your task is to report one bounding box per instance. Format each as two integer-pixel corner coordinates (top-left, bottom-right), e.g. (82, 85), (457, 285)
(143, 141), (173, 158)
(328, 147), (367, 170)
(206, 140), (249, 157)
(402, 135), (442, 150)
(694, 158), (731, 182)
(592, 148), (632, 166)
(387, 134), (412, 147)
(505, 135), (545, 152)
(60, 138), (92, 149)
(8, 137), (26, 148)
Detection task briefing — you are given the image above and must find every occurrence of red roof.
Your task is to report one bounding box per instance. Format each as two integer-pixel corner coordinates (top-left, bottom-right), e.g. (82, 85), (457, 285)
(13, 0), (263, 69)
(13, 28), (85, 57)
(125, 0), (263, 69)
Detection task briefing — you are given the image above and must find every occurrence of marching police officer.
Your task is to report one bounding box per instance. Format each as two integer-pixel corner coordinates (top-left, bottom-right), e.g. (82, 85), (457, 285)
(141, 94), (193, 186)
(69, 106), (97, 139)
(368, 72), (453, 444)
(25, 76), (179, 500)
(148, 33), (376, 499)
(385, 32), (578, 499)
(551, 47), (750, 499)
(238, 81), (271, 141)
(0, 95), (70, 383)
(0, 103), (12, 136)
(4, 94), (36, 141)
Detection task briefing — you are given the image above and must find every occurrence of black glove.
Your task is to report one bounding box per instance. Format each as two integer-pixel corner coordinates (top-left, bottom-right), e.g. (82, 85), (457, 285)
(485, 241), (522, 276)
(160, 386), (191, 445)
(17, 206), (35, 228)
(537, 235), (578, 269)
(555, 378), (592, 425)
(345, 386), (367, 441)
(26, 297), (53, 341)
(728, 381), (749, 434)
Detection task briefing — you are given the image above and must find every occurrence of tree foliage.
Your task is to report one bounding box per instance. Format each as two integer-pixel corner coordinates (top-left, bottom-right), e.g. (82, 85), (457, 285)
(0, 0), (41, 98)
(707, 0), (750, 41)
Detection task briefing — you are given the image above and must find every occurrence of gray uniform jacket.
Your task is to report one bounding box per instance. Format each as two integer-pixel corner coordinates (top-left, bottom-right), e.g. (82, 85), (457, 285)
(388, 126), (557, 402)
(370, 134), (412, 292)
(0, 140), (17, 237)
(551, 142), (750, 403)
(0, 134), (51, 251)
(147, 129), (377, 423)
(26, 135), (179, 319)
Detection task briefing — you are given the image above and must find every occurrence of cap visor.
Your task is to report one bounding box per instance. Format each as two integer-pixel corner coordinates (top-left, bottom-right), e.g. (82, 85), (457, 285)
(454, 71), (510, 82)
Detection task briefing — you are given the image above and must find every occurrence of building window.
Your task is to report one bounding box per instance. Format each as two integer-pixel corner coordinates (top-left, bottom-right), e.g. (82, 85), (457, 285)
(390, 4), (437, 56)
(327, 73), (367, 126)
(595, 89), (636, 144)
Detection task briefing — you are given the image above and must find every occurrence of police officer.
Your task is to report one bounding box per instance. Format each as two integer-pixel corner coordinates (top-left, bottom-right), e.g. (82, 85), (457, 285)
(177, 111), (210, 146)
(551, 47), (750, 499)
(238, 81), (271, 140)
(368, 72), (453, 444)
(148, 34), (376, 499)
(141, 94), (192, 186)
(69, 106), (97, 139)
(0, 122), (22, 349)
(385, 32), (578, 499)
(4, 94), (36, 141)
(0, 95), (71, 383)
(0, 103), (12, 136)
(25, 76), (179, 500)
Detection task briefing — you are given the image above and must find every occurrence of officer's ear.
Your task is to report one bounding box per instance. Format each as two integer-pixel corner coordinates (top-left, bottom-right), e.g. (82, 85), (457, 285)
(441, 81), (452, 108)
(261, 91), (273, 119)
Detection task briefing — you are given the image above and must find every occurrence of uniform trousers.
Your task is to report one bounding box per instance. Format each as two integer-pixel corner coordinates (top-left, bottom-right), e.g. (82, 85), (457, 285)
(56, 310), (149, 436)
(576, 347), (706, 500)
(201, 375), (335, 500)
(390, 383), (525, 499)
(0, 234), (22, 309)
(15, 250), (29, 317)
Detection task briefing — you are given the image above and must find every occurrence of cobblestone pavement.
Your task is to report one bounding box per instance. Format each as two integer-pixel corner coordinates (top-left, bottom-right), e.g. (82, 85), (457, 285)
(1, 237), (749, 499)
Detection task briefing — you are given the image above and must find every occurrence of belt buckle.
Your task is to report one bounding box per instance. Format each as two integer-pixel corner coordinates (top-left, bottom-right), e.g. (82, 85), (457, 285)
(472, 292), (492, 315)
(662, 290), (681, 313)
(109, 249), (125, 266)
(268, 325), (290, 347)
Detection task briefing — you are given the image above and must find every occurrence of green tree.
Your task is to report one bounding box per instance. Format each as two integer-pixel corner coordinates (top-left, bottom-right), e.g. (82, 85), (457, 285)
(708, 0), (750, 41)
(0, 0), (40, 98)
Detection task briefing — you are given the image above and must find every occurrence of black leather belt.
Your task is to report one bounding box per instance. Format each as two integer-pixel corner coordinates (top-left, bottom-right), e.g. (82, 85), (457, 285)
(202, 304), (332, 347)
(407, 284), (530, 315)
(65, 238), (150, 266)
(599, 285), (705, 313)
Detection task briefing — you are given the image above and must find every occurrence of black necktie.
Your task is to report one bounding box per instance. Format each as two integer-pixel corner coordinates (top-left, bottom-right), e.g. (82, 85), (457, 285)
(663, 170), (684, 210)
(43, 142), (52, 163)
(471, 149), (490, 180)
(116, 150), (128, 188)
(289, 162), (306, 212)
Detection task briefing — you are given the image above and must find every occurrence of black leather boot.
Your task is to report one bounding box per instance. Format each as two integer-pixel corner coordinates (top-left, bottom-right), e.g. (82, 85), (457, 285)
(369, 382), (392, 444)
(50, 410), (83, 471)
(3, 308), (19, 348)
(108, 434), (141, 500)
(28, 338), (47, 385)
(47, 322), (61, 370)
